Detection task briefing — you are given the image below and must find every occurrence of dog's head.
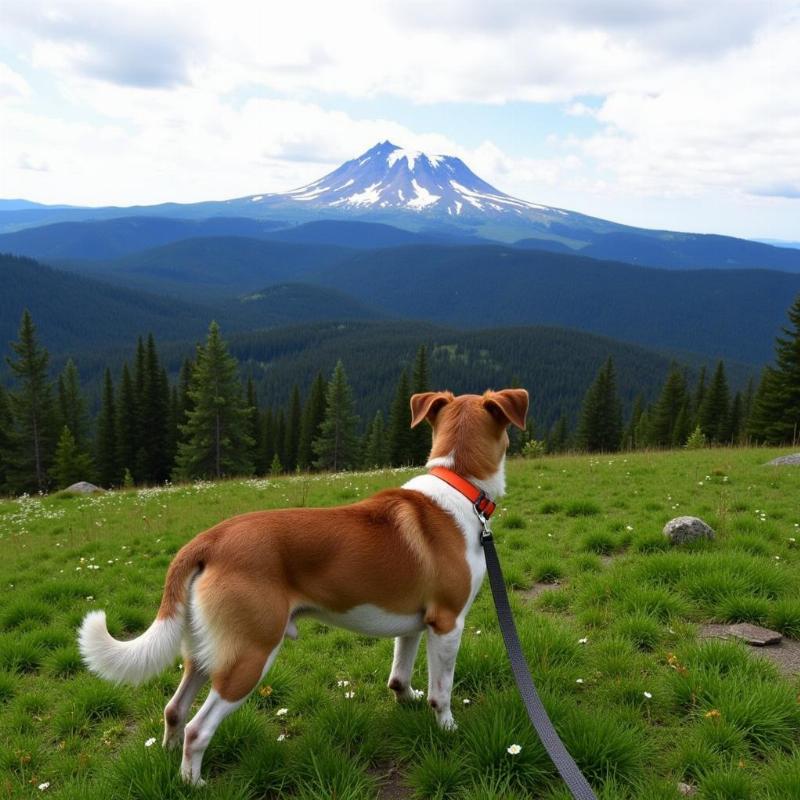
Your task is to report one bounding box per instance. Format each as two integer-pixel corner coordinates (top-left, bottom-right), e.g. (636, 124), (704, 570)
(409, 389), (528, 480)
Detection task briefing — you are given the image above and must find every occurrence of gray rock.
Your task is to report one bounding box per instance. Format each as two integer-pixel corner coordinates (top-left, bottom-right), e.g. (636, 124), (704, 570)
(662, 516), (715, 545)
(767, 453), (800, 466)
(728, 623), (782, 647)
(63, 481), (104, 495)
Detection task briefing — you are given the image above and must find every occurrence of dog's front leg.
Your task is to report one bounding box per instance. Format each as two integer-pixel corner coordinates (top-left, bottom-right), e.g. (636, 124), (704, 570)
(388, 632), (424, 702)
(426, 618), (464, 731)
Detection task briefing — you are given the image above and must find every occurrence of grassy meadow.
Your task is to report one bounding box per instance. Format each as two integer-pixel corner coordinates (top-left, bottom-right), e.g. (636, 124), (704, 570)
(1, 448), (800, 799)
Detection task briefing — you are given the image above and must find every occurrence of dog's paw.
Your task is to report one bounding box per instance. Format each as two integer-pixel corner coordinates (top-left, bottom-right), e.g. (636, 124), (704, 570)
(393, 686), (424, 704)
(437, 713), (458, 732)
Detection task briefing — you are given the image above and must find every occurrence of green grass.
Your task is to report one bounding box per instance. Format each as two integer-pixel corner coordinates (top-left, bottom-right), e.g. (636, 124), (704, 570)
(1, 448), (799, 798)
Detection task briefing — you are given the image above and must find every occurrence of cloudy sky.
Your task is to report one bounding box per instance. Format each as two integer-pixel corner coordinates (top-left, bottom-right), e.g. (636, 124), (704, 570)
(1, 0), (798, 240)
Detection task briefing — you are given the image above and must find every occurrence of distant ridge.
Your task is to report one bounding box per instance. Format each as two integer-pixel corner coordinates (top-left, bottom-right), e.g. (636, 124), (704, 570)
(2, 141), (799, 271)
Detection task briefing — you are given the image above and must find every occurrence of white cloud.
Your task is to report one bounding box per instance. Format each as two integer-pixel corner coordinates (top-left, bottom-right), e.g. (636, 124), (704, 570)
(0, 0), (797, 237)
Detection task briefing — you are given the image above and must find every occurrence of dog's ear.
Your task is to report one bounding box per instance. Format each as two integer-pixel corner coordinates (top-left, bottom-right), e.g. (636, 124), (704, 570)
(410, 391), (453, 428)
(484, 389), (529, 430)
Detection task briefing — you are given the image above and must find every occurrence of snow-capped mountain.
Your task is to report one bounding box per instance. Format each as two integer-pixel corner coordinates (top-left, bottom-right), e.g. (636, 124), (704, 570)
(227, 141), (621, 241)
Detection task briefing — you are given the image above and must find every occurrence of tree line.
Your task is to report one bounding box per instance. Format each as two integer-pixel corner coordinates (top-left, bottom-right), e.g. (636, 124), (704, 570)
(1, 293), (798, 493)
(0, 314), (433, 493)
(553, 293), (800, 453)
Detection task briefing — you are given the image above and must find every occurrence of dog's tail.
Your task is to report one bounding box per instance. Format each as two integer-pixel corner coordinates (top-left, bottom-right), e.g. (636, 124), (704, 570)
(78, 537), (209, 685)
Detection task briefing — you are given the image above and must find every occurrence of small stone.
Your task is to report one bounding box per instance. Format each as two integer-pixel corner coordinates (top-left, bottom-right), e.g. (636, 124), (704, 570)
(727, 623), (782, 647)
(63, 481), (104, 495)
(663, 516), (715, 545)
(677, 782), (697, 797)
(766, 453), (800, 466)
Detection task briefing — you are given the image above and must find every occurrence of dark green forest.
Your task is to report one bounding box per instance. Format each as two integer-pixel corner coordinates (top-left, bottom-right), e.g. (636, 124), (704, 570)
(2, 292), (798, 495)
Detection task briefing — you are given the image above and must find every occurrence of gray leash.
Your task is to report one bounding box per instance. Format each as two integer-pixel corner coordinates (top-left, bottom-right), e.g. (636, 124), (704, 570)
(477, 512), (598, 800)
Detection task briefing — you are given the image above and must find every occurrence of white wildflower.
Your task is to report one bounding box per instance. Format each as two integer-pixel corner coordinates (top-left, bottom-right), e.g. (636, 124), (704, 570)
(507, 744), (522, 755)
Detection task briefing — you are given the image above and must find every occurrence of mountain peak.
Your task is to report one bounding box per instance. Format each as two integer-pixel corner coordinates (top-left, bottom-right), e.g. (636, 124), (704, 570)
(250, 140), (559, 223)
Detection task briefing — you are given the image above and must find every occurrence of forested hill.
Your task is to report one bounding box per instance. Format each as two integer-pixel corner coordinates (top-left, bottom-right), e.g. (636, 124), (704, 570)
(152, 320), (750, 430)
(309, 245), (800, 363)
(0, 253), (210, 350)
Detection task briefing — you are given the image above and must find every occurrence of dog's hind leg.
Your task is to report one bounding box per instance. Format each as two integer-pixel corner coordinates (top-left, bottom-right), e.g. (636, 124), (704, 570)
(162, 657), (208, 750)
(180, 641), (283, 786)
(425, 613), (464, 731)
(388, 632), (424, 702)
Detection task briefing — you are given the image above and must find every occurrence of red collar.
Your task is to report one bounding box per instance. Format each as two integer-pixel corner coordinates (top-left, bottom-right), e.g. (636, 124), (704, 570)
(429, 466), (497, 519)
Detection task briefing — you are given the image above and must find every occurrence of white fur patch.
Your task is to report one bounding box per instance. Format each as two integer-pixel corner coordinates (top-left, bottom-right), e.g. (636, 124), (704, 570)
(78, 608), (184, 685)
(308, 604), (425, 637)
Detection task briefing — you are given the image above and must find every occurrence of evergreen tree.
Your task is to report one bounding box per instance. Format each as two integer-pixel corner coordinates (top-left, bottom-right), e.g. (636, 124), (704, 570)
(576, 357), (622, 452)
(260, 408), (275, 474)
(767, 293), (800, 443)
(623, 395), (644, 450)
(363, 410), (388, 468)
(747, 367), (786, 444)
(298, 372), (327, 470)
(283, 385), (302, 472)
(174, 322), (254, 480)
(692, 365), (707, 427)
(728, 392), (743, 444)
(52, 426), (93, 489)
(95, 368), (120, 487)
(57, 359), (89, 447)
(672, 398), (692, 447)
(649, 364), (687, 446)
(387, 370), (413, 466)
(137, 335), (171, 483)
(5, 310), (58, 492)
(698, 361), (731, 443)
(245, 378), (262, 473)
(546, 413), (569, 454)
(409, 345), (431, 463)
(313, 361), (359, 471)
(116, 363), (138, 481)
(0, 385), (12, 493)
(175, 358), (195, 447)
(274, 409), (286, 470)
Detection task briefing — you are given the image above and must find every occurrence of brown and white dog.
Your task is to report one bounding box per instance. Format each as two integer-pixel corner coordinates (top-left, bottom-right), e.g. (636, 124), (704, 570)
(78, 388), (528, 785)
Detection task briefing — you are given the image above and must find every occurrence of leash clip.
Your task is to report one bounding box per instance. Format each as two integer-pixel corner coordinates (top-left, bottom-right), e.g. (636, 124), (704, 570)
(473, 493), (493, 544)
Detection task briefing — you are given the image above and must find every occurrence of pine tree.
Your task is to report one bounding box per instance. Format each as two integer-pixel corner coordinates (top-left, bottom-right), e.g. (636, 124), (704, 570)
(283, 385), (302, 472)
(5, 310), (58, 492)
(274, 409), (286, 469)
(698, 361), (731, 443)
(768, 293), (800, 443)
(546, 413), (569, 454)
(692, 365), (707, 427)
(57, 359), (89, 447)
(727, 392), (743, 444)
(95, 368), (120, 487)
(298, 372), (327, 470)
(576, 357), (622, 452)
(649, 364), (687, 446)
(387, 370), (413, 466)
(363, 410), (388, 468)
(623, 394), (645, 450)
(52, 426), (94, 489)
(245, 377), (262, 473)
(260, 408), (275, 474)
(313, 361), (359, 471)
(116, 363), (138, 482)
(409, 345), (431, 464)
(138, 335), (171, 483)
(672, 398), (692, 447)
(174, 322), (254, 480)
(175, 358), (195, 449)
(0, 385), (12, 493)
(747, 368), (785, 444)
